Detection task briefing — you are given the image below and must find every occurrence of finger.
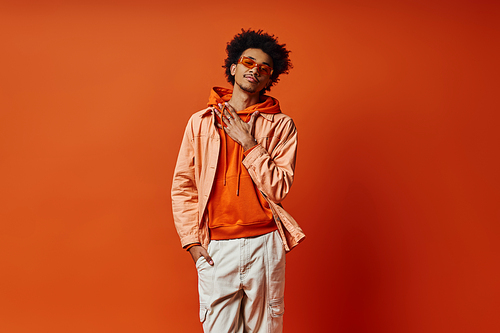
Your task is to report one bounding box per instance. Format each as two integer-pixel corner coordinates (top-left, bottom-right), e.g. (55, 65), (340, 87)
(249, 111), (260, 126)
(220, 102), (233, 119)
(225, 102), (239, 118)
(201, 249), (214, 266)
(217, 103), (233, 122)
(223, 106), (232, 120)
(214, 108), (230, 125)
(224, 102), (235, 113)
(214, 108), (225, 119)
(204, 254), (214, 266)
(221, 116), (230, 126)
(217, 103), (227, 115)
(214, 108), (222, 120)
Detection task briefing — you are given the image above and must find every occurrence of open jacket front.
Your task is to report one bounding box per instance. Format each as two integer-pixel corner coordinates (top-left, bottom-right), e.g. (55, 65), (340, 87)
(171, 104), (305, 252)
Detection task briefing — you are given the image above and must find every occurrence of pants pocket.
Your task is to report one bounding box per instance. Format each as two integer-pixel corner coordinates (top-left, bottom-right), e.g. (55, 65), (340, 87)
(199, 303), (209, 323)
(197, 243), (215, 321)
(195, 255), (205, 269)
(269, 298), (285, 318)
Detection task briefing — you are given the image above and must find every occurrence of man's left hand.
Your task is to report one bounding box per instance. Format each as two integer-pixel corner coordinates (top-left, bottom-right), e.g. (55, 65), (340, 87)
(214, 102), (259, 151)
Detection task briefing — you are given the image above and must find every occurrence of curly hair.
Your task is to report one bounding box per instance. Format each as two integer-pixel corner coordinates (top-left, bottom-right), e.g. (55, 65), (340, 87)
(224, 29), (292, 94)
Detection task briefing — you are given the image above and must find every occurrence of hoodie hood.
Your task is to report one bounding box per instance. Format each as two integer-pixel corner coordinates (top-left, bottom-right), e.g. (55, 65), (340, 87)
(207, 87), (281, 115)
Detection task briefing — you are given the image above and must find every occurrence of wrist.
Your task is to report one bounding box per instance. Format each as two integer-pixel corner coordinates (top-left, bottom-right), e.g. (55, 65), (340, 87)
(242, 137), (257, 151)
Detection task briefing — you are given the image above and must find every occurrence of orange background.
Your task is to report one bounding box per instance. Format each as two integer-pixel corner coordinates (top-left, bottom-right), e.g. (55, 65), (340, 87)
(1, 0), (499, 332)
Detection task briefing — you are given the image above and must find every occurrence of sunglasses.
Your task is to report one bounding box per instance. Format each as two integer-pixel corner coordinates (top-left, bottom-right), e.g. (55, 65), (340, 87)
(238, 56), (273, 76)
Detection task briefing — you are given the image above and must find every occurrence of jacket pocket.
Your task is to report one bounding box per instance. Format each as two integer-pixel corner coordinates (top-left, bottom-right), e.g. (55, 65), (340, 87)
(199, 303), (208, 323)
(269, 298), (285, 318)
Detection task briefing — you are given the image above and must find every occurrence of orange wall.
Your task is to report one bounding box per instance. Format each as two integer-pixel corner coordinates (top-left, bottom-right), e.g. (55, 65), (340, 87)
(1, 1), (499, 332)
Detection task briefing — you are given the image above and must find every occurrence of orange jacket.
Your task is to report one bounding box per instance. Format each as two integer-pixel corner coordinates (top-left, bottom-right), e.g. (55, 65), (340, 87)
(171, 89), (305, 251)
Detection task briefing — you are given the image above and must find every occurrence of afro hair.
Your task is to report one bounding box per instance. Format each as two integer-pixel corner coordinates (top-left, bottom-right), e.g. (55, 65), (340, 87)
(224, 29), (292, 94)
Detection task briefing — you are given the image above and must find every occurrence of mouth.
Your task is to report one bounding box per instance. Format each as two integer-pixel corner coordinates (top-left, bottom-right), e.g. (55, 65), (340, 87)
(244, 75), (259, 83)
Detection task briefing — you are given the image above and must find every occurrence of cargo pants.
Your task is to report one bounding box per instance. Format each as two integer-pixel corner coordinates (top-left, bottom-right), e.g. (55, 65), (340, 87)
(196, 230), (286, 333)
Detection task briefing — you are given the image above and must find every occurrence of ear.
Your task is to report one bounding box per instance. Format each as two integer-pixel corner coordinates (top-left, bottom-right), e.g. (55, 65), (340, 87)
(230, 64), (236, 76)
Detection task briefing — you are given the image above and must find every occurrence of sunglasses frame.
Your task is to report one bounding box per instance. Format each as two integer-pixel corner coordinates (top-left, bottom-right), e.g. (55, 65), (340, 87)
(237, 56), (274, 76)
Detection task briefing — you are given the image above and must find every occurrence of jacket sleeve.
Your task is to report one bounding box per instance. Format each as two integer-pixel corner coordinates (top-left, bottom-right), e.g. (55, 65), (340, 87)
(242, 118), (297, 204)
(171, 118), (200, 248)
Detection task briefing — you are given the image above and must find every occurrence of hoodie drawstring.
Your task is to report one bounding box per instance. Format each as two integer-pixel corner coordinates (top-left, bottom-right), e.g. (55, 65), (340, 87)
(235, 113), (252, 196)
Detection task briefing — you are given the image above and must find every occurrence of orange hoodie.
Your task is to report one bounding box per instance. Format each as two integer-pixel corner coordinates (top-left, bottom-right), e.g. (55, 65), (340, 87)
(206, 87), (280, 240)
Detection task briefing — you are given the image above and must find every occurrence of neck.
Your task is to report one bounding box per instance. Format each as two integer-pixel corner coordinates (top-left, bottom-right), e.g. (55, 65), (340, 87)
(228, 84), (262, 112)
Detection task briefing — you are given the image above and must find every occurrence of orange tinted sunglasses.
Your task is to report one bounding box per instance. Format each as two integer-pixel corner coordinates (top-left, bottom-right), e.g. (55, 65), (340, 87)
(238, 56), (273, 76)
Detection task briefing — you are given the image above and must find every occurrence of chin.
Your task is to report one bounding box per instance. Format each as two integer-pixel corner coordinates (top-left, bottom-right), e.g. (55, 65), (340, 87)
(237, 82), (258, 94)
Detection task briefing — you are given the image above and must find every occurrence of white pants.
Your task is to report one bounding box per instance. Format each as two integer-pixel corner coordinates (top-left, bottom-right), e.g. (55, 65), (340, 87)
(196, 230), (286, 333)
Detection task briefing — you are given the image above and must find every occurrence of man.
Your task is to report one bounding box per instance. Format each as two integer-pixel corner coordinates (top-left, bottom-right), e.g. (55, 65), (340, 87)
(171, 29), (305, 333)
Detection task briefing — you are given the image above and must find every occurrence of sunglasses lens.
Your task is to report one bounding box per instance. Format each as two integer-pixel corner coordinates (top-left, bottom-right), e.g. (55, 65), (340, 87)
(241, 58), (255, 68)
(239, 57), (273, 76)
(260, 66), (271, 75)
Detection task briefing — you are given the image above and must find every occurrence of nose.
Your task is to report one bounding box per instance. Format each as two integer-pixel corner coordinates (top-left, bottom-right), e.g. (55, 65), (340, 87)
(248, 65), (260, 76)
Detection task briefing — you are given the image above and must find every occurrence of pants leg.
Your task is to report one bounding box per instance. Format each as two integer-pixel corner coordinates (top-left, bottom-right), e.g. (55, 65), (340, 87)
(197, 240), (245, 333)
(242, 230), (286, 333)
(196, 231), (286, 333)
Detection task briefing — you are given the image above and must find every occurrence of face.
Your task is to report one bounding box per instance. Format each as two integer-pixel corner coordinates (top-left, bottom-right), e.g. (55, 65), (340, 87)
(231, 48), (273, 94)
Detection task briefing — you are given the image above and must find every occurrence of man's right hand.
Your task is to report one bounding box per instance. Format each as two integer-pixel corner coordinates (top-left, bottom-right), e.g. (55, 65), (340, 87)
(188, 245), (214, 266)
